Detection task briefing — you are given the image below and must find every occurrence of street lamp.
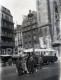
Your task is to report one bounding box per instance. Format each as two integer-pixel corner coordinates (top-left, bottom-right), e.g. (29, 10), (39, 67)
(28, 10), (34, 54)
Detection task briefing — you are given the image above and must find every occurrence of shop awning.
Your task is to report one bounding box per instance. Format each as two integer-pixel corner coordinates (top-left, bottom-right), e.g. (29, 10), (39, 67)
(52, 41), (61, 47)
(35, 48), (55, 52)
(23, 48), (33, 52)
(1, 55), (11, 57)
(23, 48), (55, 52)
(12, 54), (21, 58)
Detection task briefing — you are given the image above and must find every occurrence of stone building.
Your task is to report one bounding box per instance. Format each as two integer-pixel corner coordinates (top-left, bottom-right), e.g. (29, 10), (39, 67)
(36, 0), (61, 56)
(14, 25), (23, 54)
(36, 0), (52, 49)
(22, 10), (39, 49)
(0, 5), (14, 55)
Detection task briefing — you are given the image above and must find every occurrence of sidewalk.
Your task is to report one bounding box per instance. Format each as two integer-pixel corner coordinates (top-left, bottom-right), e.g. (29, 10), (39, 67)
(1, 62), (59, 80)
(1, 61), (58, 70)
(1, 64), (16, 70)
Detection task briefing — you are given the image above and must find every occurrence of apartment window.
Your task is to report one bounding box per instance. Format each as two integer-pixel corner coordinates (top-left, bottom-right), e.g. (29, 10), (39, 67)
(33, 29), (36, 33)
(54, 1), (58, 13)
(38, 7), (40, 11)
(24, 23), (27, 26)
(2, 13), (3, 18)
(34, 35), (36, 39)
(28, 41), (31, 47)
(44, 28), (47, 36)
(5, 15), (9, 20)
(18, 33), (19, 36)
(27, 27), (30, 30)
(18, 37), (20, 40)
(37, 0), (40, 5)
(28, 35), (30, 38)
(38, 13), (41, 21)
(9, 16), (13, 22)
(29, 41), (31, 44)
(25, 42), (27, 45)
(25, 44), (27, 48)
(33, 19), (36, 23)
(55, 14), (59, 21)
(37, 40), (39, 44)
(34, 40), (36, 44)
(28, 22), (30, 25)
(24, 36), (27, 39)
(40, 28), (43, 37)
(10, 25), (12, 29)
(2, 13), (5, 19)
(4, 23), (6, 26)
(33, 25), (36, 29)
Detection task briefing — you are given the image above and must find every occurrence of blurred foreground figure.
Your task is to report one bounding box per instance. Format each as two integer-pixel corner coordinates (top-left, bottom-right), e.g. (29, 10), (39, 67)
(22, 57), (28, 73)
(16, 57), (22, 76)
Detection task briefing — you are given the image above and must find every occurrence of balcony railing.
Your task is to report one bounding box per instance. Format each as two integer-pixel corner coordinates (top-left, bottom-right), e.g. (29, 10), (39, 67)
(1, 32), (14, 38)
(2, 25), (14, 30)
(1, 41), (14, 47)
(2, 6), (11, 15)
(2, 15), (13, 23)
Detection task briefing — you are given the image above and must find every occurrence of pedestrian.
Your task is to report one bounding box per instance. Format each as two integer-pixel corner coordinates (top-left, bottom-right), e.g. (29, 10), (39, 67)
(28, 56), (35, 74)
(34, 55), (38, 72)
(38, 56), (43, 69)
(22, 57), (28, 74)
(26, 53), (30, 73)
(16, 57), (22, 76)
(8, 58), (12, 66)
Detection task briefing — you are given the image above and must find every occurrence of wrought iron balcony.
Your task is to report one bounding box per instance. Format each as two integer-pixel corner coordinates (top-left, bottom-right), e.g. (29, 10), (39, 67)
(1, 41), (14, 47)
(2, 25), (14, 30)
(1, 32), (14, 38)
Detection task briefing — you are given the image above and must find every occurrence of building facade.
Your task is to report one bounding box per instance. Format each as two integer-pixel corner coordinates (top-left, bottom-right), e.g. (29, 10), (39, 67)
(36, 0), (61, 56)
(14, 25), (23, 54)
(0, 5), (14, 55)
(36, 0), (52, 49)
(22, 11), (39, 49)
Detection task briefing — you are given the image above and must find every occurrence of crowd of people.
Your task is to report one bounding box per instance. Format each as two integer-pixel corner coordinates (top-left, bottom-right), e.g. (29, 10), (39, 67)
(16, 53), (43, 76)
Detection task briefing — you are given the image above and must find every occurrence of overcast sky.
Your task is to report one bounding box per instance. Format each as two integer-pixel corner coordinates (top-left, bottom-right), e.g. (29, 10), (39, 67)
(0, 0), (36, 26)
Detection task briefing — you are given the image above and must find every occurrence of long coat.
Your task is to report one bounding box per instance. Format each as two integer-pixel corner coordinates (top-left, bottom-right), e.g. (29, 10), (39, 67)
(16, 59), (23, 75)
(28, 57), (35, 73)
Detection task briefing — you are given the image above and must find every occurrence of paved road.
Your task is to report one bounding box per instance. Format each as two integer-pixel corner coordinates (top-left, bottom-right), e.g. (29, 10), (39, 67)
(1, 62), (60, 80)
